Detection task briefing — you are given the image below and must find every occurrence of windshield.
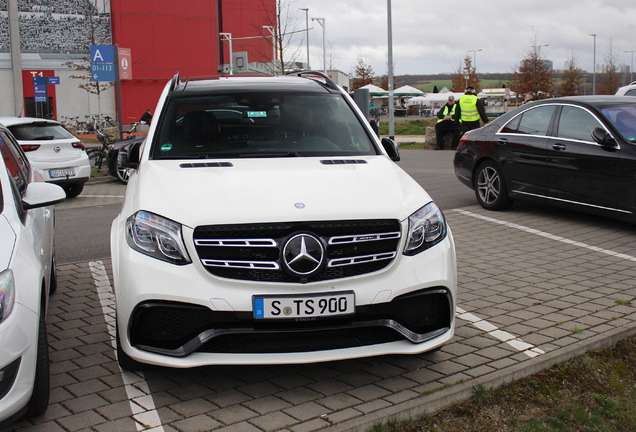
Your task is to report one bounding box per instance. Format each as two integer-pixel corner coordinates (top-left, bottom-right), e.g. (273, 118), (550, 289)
(8, 123), (75, 141)
(602, 105), (636, 142)
(152, 92), (378, 159)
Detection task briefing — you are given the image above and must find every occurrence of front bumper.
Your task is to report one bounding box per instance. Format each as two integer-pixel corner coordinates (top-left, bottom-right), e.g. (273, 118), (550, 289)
(112, 218), (457, 367)
(0, 304), (38, 423)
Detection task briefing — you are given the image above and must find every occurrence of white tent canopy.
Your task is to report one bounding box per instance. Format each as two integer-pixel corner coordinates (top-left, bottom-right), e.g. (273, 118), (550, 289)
(406, 92), (465, 106)
(393, 85), (425, 97)
(356, 84), (388, 96)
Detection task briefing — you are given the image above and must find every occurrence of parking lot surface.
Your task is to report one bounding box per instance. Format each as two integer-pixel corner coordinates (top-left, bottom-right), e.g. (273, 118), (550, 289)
(6, 179), (636, 432)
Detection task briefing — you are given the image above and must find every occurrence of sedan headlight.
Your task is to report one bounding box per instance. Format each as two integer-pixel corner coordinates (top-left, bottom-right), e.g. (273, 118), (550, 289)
(126, 211), (191, 265)
(0, 269), (15, 324)
(403, 202), (447, 255)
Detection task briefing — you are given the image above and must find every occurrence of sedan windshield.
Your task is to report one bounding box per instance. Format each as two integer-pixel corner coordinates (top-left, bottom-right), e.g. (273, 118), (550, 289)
(602, 105), (636, 142)
(152, 92), (378, 159)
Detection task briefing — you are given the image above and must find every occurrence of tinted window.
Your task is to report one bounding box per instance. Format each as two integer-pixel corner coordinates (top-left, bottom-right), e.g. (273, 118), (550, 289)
(557, 106), (604, 142)
(153, 92), (377, 159)
(8, 122), (74, 140)
(501, 106), (556, 136)
(602, 105), (636, 142)
(0, 131), (29, 196)
(625, 89), (636, 96)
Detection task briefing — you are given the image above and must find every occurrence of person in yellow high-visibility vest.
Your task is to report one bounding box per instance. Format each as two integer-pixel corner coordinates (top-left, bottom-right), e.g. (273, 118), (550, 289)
(458, 86), (489, 134)
(435, 95), (461, 150)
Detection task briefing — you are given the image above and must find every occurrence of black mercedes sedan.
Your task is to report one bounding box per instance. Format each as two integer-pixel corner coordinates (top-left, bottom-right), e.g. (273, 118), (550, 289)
(454, 96), (636, 223)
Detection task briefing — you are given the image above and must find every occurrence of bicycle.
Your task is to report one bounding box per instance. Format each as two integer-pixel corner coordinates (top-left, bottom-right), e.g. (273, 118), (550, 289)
(87, 129), (113, 177)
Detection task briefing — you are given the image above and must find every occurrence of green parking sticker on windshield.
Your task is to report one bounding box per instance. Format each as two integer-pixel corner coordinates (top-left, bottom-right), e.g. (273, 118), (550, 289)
(161, 143), (173, 151)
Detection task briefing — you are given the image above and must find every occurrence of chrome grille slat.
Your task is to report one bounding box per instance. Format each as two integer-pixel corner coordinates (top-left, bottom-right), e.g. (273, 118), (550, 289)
(201, 259), (279, 270)
(329, 252), (397, 268)
(328, 231), (401, 245)
(195, 238), (277, 247)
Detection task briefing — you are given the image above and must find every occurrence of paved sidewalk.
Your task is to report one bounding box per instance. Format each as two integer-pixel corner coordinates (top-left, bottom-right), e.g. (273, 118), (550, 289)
(7, 204), (636, 432)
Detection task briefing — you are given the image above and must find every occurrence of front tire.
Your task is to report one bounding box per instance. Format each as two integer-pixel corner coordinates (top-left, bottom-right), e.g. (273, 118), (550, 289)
(474, 161), (512, 210)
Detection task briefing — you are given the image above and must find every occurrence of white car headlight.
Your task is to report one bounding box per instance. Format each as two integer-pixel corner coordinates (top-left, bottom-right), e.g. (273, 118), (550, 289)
(403, 202), (447, 255)
(126, 211), (191, 265)
(0, 269), (15, 324)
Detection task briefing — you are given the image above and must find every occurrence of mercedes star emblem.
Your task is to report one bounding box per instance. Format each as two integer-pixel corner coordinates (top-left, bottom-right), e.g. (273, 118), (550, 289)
(282, 233), (324, 276)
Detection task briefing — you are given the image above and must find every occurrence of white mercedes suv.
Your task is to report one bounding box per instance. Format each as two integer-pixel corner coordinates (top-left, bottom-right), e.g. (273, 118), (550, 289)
(111, 71), (457, 370)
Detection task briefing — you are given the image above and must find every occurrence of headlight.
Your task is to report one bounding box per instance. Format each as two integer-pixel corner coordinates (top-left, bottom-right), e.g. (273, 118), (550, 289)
(126, 211), (191, 265)
(403, 202), (447, 255)
(0, 269), (15, 324)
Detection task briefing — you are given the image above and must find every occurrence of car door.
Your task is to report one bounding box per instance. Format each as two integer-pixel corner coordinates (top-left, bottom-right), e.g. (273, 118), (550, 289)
(546, 104), (620, 211)
(494, 104), (557, 196)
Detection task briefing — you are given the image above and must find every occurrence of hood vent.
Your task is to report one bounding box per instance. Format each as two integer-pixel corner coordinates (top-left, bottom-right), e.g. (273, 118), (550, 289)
(180, 162), (233, 168)
(320, 159), (367, 165)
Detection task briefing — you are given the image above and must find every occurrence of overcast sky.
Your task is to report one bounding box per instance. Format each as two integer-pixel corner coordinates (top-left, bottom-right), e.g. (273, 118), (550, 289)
(289, 0), (636, 77)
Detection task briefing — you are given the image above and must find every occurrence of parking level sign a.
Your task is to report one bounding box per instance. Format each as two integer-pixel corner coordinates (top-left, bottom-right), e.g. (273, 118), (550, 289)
(90, 45), (115, 64)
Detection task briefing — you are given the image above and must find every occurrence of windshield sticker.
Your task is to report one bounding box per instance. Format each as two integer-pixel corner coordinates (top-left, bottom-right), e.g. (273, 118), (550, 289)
(161, 143), (173, 151)
(247, 111), (267, 118)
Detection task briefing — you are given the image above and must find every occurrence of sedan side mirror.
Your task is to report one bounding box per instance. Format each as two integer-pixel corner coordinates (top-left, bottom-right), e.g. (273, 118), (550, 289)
(381, 138), (400, 162)
(120, 142), (142, 169)
(591, 127), (618, 149)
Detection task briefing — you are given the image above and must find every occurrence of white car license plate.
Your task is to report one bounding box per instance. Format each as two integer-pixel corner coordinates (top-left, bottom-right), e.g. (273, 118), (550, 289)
(50, 168), (75, 178)
(253, 292), (355, 319)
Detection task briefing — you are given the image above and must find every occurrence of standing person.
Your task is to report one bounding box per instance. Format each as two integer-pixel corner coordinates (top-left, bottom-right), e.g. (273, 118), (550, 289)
(435, 95), (461, 150)
(140, 109), (153, 125)
(458, 86), (488, 134)
(523, 92), (536, 104)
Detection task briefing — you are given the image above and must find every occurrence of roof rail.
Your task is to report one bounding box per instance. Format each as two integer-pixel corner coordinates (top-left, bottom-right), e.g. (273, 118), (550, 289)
(169, 72), (181, 92)
(286, 70), (339, 91)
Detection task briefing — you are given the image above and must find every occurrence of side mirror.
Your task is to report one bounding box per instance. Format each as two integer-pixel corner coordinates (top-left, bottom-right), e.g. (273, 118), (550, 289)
(591, 127), (618, 149)
(381, 138), (400, 162)
(120, 141), (141, 169)
(22, 182), (66, 209)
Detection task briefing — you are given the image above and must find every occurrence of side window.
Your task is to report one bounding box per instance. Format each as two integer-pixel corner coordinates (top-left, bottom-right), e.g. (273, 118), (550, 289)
(500, 106), (555, 136)
(625, 89), (636, 96)
(557, 106), (603, 142)
(0, 131), (30, 197)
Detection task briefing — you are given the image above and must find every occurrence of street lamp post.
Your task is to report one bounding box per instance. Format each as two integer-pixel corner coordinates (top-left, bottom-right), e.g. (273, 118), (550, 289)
(311, 18), (326, 74)
(220, 33), (233, 73)
(262, 25), (276, 70)
(387, 0), (394, 140)
(468, 49), (482, 70)
(590, 34), (596, 95)
(299, 8), (309, 69)
(531, 44), (549, 57)
(625, 50), (636, 84)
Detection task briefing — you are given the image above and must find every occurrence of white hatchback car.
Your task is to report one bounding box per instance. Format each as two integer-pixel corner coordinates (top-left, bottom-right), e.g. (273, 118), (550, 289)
(615, 81), (636, 96)
(112, 72), (457, 370)
(0, 117), (90, 198)
(0, 125), (66, 425)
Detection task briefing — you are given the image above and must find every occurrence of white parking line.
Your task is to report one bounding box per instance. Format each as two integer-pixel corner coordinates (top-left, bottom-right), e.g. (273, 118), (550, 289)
(454, 209), (636, 262)
(89, 261), (165, 432)
(456, 307), (545, 358)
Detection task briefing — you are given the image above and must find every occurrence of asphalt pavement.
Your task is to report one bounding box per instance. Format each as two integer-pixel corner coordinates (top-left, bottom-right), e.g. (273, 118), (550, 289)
(7, 148), (636, 432)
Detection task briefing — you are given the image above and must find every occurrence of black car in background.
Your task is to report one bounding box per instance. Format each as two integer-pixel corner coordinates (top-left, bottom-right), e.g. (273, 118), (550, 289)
(107, 135), (145, 184)
(454, 96), (636, 223)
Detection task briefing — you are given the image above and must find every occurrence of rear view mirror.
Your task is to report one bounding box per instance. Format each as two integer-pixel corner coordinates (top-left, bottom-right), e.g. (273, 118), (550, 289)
(591, 127), (618, 149)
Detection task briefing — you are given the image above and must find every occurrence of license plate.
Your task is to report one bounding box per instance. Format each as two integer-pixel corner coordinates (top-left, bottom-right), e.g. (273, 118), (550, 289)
(49, 168), (75, 178)
(253, 292), (355, 319)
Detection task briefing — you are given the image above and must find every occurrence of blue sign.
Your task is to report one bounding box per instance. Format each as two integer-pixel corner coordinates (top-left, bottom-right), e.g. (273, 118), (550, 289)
(33, 76), (46, 85)
(90, 63), (116, 82)
(90, 45), (115, 63)
(34, 85), (47, 94)
(34, 95), (47, 103)
(48, 76), (60, 85)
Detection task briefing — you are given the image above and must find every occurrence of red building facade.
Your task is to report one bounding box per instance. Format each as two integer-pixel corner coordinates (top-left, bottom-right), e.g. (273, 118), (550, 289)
(110, 0), (275, 124)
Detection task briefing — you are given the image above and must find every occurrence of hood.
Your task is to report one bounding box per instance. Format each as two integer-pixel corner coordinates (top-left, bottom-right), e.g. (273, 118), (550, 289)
(132, 156), (432, 228)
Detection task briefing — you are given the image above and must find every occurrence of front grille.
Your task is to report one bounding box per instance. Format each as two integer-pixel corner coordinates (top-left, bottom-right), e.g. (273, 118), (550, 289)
(193, 220), (402, 282)
(129, 288), (452, 356)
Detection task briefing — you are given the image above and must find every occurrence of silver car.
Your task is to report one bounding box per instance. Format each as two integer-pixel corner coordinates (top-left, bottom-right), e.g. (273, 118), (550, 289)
(0, 117), (90, 198)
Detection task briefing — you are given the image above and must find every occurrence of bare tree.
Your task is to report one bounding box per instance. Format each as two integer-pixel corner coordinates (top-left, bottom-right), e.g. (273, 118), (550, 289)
(326, 42), (341, 71)
(350, 57), (375, 90)
(251, 0), (303, 75)
(560, 50), (584, 96)
(451, 56), (480, 92)
(508, 35), (554, 101)
(598, 39), (623, 95)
